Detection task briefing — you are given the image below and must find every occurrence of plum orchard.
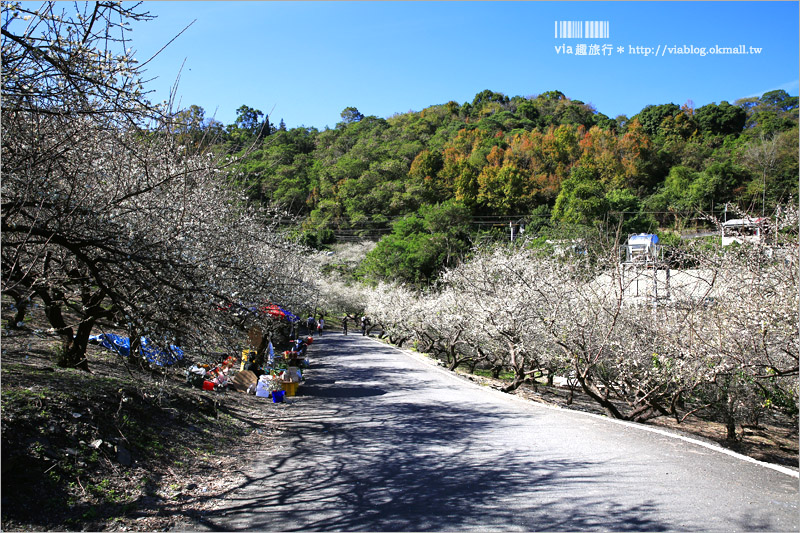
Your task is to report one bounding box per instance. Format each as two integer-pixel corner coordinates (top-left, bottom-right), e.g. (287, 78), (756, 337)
(1, 2), (314, 369)
(682, 238), (799, 438)
(367, 231), (798, 439)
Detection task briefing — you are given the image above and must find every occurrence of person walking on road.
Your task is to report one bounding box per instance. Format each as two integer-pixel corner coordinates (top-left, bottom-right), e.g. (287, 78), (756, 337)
(307, 315), (316, 337)
(360, 316), (369, 336)
(342, 316), (348, 335)
(317, 317), (325, 336)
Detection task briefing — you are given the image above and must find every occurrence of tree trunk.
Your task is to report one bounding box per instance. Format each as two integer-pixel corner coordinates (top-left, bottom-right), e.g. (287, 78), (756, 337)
(394, 336), (408, 348)
(501, 376), (525, 393)
(444, 343), (462, 370)
(577, 370), (625, 419)
(6, 291), (29, 329)
(527, 368), (539, 392)
(501, 363), (527, 393)
(723, 394), (739, 441)
(420, 337), (434, 353)
(60, 318), (93, 371)
(628, 403), (659, 423)
(254, 333), (270, 367)
(37, 289), (86, 370)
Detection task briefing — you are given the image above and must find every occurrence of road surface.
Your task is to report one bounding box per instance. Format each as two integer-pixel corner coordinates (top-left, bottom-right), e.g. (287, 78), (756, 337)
(196, 332), (798, 531)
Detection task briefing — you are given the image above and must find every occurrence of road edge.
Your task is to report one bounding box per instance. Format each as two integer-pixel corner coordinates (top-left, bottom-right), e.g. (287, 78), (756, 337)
(365, 335), (800, 479)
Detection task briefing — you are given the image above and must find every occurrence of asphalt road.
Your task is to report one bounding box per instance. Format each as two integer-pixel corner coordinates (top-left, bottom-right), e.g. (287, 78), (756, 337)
(197, 332), (799, 532)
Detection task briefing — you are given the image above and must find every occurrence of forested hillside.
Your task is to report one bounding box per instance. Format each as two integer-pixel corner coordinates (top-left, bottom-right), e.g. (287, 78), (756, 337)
(173, 88), (798, 283)
(183, 90), (796, 231)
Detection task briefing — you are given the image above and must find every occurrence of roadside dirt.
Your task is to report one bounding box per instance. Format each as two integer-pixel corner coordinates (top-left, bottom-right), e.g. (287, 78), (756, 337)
(1, 303), (296, 532)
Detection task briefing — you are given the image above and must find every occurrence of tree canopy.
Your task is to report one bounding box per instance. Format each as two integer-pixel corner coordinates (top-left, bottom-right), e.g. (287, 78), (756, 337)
(1, 1), (312, 370)
(4, 2), (798, 295)
(180, 83), (796, 284)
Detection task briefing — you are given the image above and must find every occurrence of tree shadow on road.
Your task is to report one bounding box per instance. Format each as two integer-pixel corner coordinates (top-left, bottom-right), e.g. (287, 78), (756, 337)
(300, 384), (387, 398)
(185, 335), (789, 532)
(195, 399), (675, 532)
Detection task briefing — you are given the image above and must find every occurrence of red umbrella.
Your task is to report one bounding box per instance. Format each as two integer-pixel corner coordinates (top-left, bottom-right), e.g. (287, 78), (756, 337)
(262, 304), (286, 318)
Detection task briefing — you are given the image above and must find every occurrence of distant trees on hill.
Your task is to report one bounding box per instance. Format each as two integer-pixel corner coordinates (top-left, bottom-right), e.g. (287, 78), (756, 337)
(194, 89), (795, 248)
(178, 86), (797, 284)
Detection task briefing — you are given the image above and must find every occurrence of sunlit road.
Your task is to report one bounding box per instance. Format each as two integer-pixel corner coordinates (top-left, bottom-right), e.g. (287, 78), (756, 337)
(196, 332), (798, 532)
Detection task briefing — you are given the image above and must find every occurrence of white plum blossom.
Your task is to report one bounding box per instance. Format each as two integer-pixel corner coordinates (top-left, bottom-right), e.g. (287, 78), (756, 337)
(363, 232), (797, 434)
(2, 2), (314, 369)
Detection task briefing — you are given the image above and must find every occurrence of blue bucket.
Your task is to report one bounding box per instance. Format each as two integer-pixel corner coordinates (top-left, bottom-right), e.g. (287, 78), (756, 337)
(272, 390), (285, 403)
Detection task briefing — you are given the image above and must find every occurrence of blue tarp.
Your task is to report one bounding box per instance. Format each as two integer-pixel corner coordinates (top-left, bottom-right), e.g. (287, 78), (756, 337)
(89, 333), (184, 366)
(279, 306), (300, 323)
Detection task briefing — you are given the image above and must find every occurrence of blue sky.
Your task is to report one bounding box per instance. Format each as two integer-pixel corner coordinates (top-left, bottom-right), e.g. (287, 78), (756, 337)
(124, 1), (799, 129)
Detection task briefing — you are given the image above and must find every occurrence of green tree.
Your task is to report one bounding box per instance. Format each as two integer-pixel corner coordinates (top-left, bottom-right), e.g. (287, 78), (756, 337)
(173, 104), (206, 131)
(408, 149), (446, 204)
(477, 162), (527, 214)
(760, 89), (799, 112)
(226, 104), (269, 149)
(242, 126), (317, 208)
(551, 166), (609, 226)
(360, 201), (471, 285)
(515, 99), (539, 122)
(633, 103), (682, 137)
(554, 99), (597, 128)
(234, 105), (267, 135)
(605, 188), (656, 235)
(694, 101), (746, 136)
(533, 90), (568, 126)
(339, 106), (364, 125)
(663, 165), (699, 210)
(171, 104), (219, 149)
(471, 89), (509, 116)
(688, 160), (750, 211)
(445, 100), (461, 116)
(736, 90), (799, 132)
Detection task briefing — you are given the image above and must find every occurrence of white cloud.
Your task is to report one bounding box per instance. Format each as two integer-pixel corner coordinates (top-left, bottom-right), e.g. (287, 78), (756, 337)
(744, 80), (800, 99)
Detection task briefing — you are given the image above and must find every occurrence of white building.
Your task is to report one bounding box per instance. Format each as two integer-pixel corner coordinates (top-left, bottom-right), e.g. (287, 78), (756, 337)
(721, 217), (767, 246)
